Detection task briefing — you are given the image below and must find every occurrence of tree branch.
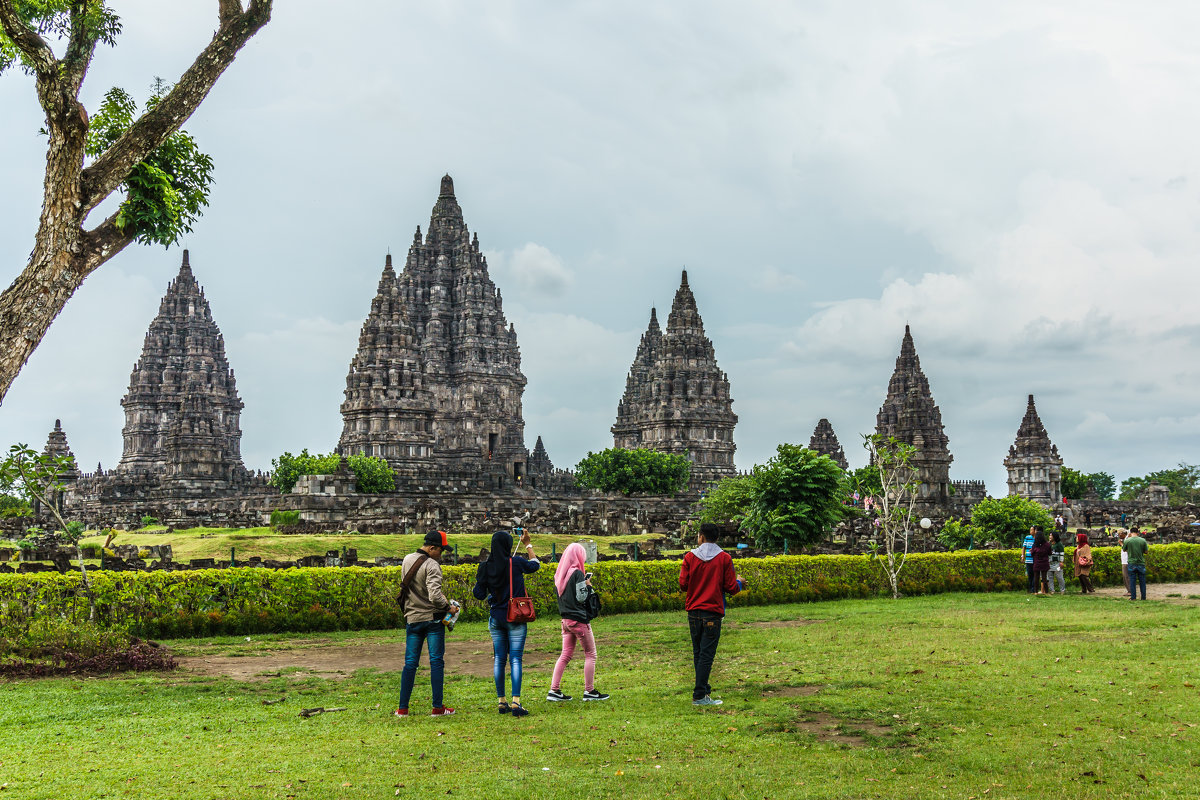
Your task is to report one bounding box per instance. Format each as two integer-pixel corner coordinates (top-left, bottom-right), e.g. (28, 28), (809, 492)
(79, 0), (272, 214)
(0, 0), (58, 75)
(80, 212), (137, 276)
(62, 1), (101, 92)
(218, 0), (244, 26)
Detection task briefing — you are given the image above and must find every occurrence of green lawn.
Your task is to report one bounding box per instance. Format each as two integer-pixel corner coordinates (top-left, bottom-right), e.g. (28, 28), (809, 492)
(2, 593), (1198, 799)
(74, 527), (662, 562)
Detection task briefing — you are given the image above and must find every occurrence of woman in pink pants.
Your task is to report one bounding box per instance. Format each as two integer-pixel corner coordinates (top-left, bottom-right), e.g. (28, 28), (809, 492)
(546, 543), (610, 702)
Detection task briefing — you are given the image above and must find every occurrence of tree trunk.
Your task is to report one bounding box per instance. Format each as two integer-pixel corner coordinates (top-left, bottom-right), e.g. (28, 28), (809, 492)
(0, 83), (90, 403)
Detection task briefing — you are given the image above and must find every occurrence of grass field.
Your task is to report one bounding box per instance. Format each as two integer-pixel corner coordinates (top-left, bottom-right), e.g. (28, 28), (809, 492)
(2, 592), (1198, 799)
(72, 527), (664, 562)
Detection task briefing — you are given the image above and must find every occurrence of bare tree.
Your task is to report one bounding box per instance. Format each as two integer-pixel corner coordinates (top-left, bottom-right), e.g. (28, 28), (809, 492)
(2, 443), (96, 619)
(0, 1), (273, 402)
(863, 434), (919, 599)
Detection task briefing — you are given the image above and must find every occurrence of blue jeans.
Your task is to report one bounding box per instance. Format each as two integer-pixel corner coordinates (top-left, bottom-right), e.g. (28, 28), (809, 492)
(1128, 564), (1147, 600)
(488, 616), (528, 698)
(398, 620), (445, 709)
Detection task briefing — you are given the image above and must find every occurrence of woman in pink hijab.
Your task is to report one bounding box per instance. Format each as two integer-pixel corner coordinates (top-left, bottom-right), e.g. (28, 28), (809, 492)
(547, 543), (609, 702)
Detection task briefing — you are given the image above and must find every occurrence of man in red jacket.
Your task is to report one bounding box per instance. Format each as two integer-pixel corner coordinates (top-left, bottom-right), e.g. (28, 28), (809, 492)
(679, 523), (745, 706)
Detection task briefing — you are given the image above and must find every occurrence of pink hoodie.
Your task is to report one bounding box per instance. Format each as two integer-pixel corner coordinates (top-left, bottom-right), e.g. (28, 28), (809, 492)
(555, 542), (587, 596)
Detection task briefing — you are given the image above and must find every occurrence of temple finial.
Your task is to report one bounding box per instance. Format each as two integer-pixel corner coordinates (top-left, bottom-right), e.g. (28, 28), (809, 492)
(440, 174), (455, 197)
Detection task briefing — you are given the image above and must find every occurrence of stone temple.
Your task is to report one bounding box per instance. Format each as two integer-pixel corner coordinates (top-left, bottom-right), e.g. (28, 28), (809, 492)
(875, 325), (953, 507)
(808, 418), (848, 470)
(1003, 394), (1063, 506)
(337, 175), (535, 487)
(613, 271), (738, 486)
(70, 252), (265, 506)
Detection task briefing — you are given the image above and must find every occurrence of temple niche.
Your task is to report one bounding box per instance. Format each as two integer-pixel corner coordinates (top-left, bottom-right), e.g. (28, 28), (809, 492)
(1003, 394), (1063, 506)
(612, 271), (738, 487)
(808, 418), (848, 470)
(340, 176), (530, 483)
(875, 325), (953, 507)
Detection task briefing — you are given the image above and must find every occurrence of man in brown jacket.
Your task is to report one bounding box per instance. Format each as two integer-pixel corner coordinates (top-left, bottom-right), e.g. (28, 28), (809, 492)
(396, 531), (456, 717)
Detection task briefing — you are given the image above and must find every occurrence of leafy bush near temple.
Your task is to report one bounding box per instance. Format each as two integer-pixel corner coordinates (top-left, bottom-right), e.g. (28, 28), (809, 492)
(0, 494), (31, 518)
(8, 544), (1197, 638)
(345, 454), (395, 493)
(269, 509), (301, 528)
(966, 496), (1056, 548)
(741, 444), (847, 550)
(140, 515), (159, 528)
(1061, 467), (1116, 500)
(696, 475), (755, 527)
(573, 448), (690, 495)
(270, 450), (395, 493)
(1118, 463), (1200, 504)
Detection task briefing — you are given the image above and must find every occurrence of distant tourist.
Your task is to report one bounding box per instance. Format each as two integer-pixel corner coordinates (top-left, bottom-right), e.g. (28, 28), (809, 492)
(547, 542), (609, 702)
(1032, 527), (1051, 595)
(1022, 527), (1037, 593)
(1073, 532), (1095, 594)
(473, 529), (541, 717)
(1047, 531), (1066, 594)
(1123, 528), (1149, 601)
(1118, 530), (1130, 593)
(395, 530), (457, 718)
(679, 523), (745, 706)
(1054, 513), (1065, 535)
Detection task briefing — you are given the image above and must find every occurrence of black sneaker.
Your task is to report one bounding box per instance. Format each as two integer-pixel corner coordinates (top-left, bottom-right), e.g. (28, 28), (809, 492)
(546, 689), (572, 702)
(510, 703), (530, 718)
(582, 689), (610, 701)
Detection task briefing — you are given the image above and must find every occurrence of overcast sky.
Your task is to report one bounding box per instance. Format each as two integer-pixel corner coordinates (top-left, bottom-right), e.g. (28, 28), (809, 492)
(2, 1), (1198, 492)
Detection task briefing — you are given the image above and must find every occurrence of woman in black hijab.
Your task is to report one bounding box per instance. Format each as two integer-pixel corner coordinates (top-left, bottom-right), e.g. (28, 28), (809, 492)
(473, 528), (540, 716)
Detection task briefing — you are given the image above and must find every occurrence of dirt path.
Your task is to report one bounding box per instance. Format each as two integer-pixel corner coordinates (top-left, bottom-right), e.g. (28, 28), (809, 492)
(177, 637), (554, 682)
(1089, 581), (1200, 603)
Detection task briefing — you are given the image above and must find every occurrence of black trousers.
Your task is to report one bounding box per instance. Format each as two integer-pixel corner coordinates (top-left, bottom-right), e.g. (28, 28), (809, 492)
(1026, 564), (1037, 593)
(688, 611), (723, 700)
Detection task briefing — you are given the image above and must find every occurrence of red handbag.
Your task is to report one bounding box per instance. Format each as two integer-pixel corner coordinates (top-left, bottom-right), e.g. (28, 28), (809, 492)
(506, 557), (536, 623)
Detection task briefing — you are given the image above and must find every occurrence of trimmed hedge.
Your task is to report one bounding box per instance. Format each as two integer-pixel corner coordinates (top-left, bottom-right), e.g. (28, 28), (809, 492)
(2, 545), (1198, 639)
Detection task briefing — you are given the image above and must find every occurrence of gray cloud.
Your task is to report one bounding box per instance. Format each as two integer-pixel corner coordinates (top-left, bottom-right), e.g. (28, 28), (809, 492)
(2, 0), (1198, 494)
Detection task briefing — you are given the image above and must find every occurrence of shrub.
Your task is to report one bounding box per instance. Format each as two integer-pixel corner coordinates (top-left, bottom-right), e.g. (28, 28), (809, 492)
(573, 448), (690, 495)
(0, 494), (31, 518)
(742, 444), (846, 550)
(269, 509), (301, 528)
(345, 454), (395, 493)
(3, 545), (1198, 638)
(967, 496), (1055, 547)
(140, 515), (159, 528)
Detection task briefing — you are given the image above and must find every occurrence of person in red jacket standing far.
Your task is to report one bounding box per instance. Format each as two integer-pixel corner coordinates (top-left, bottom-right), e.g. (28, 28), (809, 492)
(679, 523), (746, 706)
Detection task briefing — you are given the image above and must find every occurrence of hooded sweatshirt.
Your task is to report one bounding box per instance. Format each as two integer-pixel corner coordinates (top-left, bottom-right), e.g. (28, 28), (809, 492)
(554, 544), (593, 624)
(679, 542), (742, 616)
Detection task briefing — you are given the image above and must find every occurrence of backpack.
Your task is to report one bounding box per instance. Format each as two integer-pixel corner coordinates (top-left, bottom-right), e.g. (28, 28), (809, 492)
(584, 587), (602, 622)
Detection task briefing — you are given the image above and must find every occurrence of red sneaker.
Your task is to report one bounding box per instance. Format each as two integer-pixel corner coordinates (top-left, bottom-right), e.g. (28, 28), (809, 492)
(393, 708), (409, 719)
(430, 706), (456, 716)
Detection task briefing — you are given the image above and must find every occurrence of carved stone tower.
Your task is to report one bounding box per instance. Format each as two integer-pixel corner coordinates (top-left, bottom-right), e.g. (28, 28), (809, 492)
(1003, 394), (1063, 506)
(528, 436), (554, 475)
(391, 175), (529, 479)
(612, 308), (662, 451)
(41, 419), (81, 480)
(612, 271), (737, 486)
(875, 325), (952, 506)
(117, 251), (246, 481)
(339, 254), (436, 466)
(809, 418), (848, 470)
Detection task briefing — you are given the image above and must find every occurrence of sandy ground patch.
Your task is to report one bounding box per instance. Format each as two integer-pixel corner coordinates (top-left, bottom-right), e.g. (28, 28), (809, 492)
(1089, 581), (1200, 603)
(177, 637), (553, 681)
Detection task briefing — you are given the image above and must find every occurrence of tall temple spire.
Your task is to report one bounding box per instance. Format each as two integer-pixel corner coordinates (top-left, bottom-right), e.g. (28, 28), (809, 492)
(612, 272), (737, 486)
(42, 419), (81, 481)
(339, 255), (435, 466)
(341, 175), (528, 480)
(1004, 394), (1063, 505)
(875, 325), (952, 506)
(809, 419), (848, 470)
(117, 250), (245, 480)
(528, 435), (554, 475)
